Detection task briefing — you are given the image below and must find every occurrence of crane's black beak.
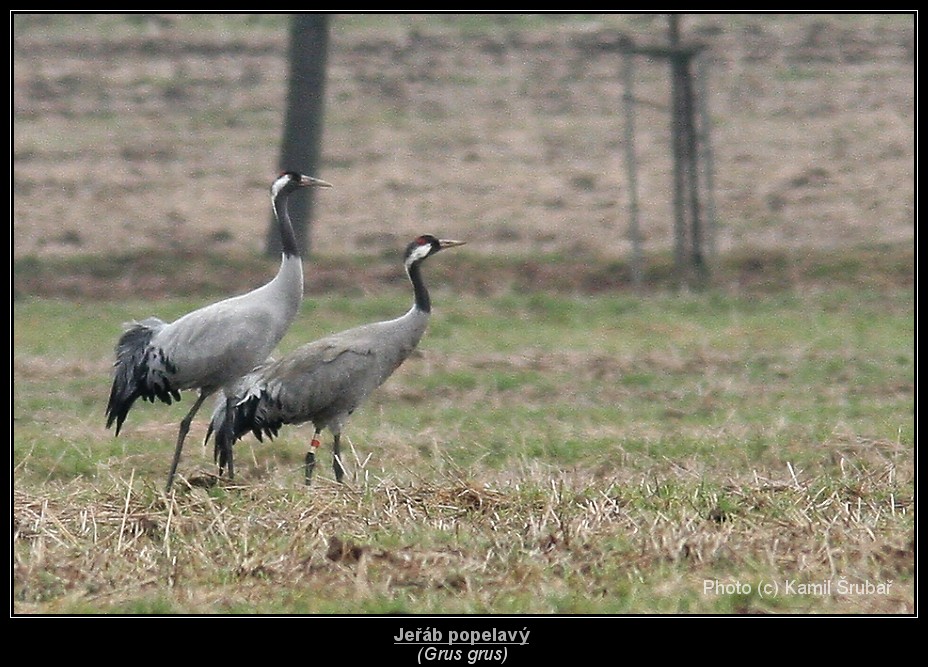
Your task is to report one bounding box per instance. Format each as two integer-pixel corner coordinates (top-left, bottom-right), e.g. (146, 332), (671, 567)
(300, 175), (333, 188)
(438, 239), (466, 250)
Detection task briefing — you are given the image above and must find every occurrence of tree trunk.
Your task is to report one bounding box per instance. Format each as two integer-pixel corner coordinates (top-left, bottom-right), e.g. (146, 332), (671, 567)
(621, 53), (643, 288)
(668, 15), (687, 283)
(266, 14), (330, 257)
(668, 14), (707, 286)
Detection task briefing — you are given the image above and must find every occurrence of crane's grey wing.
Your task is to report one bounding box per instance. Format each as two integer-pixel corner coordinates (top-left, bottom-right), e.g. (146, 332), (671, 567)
(250, 317), (427, 429)
(150, 297), (290, 392)
(259, 338), (380, 424)
(203, 340), (368, 452)
(206, 340), (371, 469)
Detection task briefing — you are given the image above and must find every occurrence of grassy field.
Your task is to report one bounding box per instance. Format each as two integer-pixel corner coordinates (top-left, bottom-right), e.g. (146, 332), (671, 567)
(13, 248), (914, 615)
(12, 13), (915, 619)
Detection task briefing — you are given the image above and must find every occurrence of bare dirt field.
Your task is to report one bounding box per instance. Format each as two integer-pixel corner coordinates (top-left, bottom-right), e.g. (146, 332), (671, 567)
(13, 14), (915, 278)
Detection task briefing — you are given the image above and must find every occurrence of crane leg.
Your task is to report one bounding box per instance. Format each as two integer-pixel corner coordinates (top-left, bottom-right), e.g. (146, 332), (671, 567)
(333, 433), (345, 483)
(218, 394), (236, 480)
(304, 429), (322, 485)
(165, 389), (211, 492)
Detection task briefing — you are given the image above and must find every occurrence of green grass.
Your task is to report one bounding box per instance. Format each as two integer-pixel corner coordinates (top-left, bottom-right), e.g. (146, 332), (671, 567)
(12, 256), (914, 615)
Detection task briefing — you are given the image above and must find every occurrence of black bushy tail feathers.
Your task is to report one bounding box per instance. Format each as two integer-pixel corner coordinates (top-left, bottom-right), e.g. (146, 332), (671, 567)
(207, 397), (239, 474)
(105, 318), (175, 435)
(207, 391), (282, 475)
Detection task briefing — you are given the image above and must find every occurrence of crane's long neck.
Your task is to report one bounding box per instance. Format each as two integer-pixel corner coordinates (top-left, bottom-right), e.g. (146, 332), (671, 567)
(273, 191), (301, 259)
(268, 189), (304, 316)
(407, 260), (431, 314)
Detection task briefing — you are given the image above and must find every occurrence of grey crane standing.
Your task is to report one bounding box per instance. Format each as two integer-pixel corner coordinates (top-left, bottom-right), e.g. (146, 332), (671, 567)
(105, 171), (332, 491)
(206, 234), (465, 484)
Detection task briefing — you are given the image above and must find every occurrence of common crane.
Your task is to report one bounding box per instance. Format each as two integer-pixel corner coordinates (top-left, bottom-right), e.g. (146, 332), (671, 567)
(206, 234), (465, 484)
(105, 171), (331, 490)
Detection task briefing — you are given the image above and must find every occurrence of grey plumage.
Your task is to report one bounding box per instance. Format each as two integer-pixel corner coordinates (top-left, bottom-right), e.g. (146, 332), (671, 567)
(105, 171), (331, 490)
(206, 234), (465, 484)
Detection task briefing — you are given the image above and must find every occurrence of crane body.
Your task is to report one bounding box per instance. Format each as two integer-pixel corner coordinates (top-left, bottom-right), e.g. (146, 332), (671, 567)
(207, 235), (464, 484)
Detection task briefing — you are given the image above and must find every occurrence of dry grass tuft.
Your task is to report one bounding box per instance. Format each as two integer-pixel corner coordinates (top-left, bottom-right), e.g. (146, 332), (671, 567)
(13, 456), (913, 614)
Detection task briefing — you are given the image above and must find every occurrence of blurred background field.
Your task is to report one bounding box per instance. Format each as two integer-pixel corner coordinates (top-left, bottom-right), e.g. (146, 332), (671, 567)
(12, 13), (914, 616)
(13, 13), (913, 263)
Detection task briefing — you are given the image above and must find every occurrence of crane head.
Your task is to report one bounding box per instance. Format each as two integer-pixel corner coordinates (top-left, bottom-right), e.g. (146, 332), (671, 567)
(405, 235), (466, 265)
(271, 171), (333, 199)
